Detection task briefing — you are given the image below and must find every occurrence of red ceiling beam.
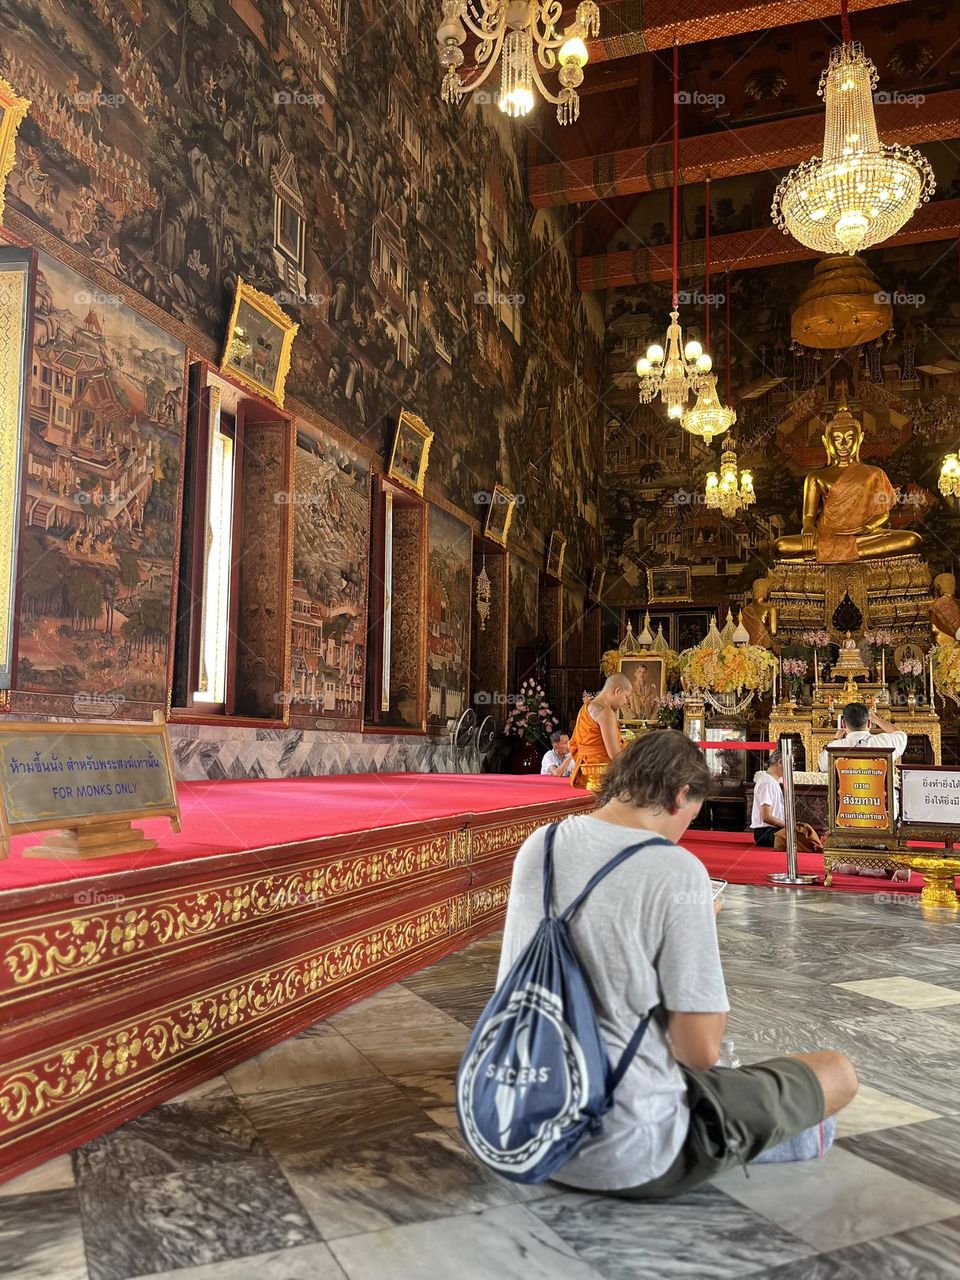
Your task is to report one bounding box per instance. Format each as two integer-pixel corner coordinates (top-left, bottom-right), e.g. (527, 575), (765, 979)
(587, 0), (904, 61)
(531, 88), (960, 207)
(576, 197), (960, 290)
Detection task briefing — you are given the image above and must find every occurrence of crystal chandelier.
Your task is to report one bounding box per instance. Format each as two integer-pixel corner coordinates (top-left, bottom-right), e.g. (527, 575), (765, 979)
(438, 1), (600, 126)
(771, 1), (934, 256)
(683, 182), (736, 443)
(705, 438), (755, 517)
(939, 453), (960, 498)
(637, 44), (712, 419)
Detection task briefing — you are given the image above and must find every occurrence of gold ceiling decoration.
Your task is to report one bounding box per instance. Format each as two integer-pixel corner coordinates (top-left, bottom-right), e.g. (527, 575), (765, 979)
(791, 255), (892, 349)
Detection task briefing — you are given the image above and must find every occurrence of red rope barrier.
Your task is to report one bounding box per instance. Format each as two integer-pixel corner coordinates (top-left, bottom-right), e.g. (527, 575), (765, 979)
(691, 741), (777, 750)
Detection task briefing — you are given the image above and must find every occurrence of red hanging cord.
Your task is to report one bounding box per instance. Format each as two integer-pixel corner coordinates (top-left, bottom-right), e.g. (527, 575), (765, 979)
(672, 39), (679, 309)
(704, 177), (711, 351)
(839, 0), (852, 45)
(725, 273), (732, 408)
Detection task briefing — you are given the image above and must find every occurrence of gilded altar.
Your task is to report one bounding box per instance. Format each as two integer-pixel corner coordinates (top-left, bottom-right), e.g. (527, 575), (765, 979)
(767, 555), (935, 643)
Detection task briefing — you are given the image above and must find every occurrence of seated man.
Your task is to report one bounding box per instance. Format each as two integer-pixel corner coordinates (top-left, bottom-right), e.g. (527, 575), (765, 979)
(750, 748), (785, 847)
(541, 730), (574, 777)
(497, 731), (858, 1198)
(568, 673), (631, 788)
(818, 702), (908, 879)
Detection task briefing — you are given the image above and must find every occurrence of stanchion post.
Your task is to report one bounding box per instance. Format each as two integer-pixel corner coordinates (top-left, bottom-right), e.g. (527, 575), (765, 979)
(768, 735), (819, 886)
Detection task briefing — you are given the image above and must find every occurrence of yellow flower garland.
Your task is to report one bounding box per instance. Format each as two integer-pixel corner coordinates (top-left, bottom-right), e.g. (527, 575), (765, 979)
(680, 643), (777, 694)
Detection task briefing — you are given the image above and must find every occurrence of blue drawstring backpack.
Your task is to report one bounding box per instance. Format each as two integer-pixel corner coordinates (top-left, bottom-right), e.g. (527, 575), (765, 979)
(457, 821), (673, 1184)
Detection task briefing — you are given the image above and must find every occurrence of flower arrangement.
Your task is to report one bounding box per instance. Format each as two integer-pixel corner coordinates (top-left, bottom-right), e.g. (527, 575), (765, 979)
(933, 646), (960, 703)
(655, 691), (685, 728)
(681, 643), (777, 695)
(863, 629), (895, 649)
(896, 656), (923, 695)
(800, 629), (831, 648)
(504, 679), (558, 746)
(782, 656), (809, 700)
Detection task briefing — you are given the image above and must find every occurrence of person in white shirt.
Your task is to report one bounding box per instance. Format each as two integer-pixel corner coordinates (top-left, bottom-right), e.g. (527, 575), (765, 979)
(818, 701), (908, 879)
(541, 731), (574, 777)
(750, 749), (785, 847)
(817, 701), (907, 773)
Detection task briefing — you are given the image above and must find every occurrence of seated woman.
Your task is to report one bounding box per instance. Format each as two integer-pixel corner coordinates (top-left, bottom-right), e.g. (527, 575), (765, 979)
(569, 674), (632, 789)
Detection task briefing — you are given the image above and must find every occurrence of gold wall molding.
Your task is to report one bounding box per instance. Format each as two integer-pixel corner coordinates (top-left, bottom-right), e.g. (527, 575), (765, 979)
(1, 833), (458, 994)
(0, 902), (454, 1141)
(473, 819), (543, 859)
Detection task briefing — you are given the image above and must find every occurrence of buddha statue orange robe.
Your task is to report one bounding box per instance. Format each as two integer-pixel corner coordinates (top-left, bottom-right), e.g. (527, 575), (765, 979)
(569, 702), (623, 789)
(813, 463), (897, 564)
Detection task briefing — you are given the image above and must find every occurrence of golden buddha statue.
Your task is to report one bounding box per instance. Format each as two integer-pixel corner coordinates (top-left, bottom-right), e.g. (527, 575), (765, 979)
(774, 402), (922, 564)
(930, 572), (960, 646)
(741, 577), (777, 649)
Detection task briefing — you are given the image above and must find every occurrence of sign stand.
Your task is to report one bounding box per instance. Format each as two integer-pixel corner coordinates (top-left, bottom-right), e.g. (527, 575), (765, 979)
(823, 744), (898, 885)
(0, 712), (181, 861)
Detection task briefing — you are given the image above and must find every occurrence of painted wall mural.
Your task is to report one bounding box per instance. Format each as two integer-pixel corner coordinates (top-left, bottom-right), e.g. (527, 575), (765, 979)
(0, 0), (604, 582)
(17, 250), (184, 708)
(602, 238), (960, 610)
(427, 506), (471, 726)
(290, 426), (369, 725)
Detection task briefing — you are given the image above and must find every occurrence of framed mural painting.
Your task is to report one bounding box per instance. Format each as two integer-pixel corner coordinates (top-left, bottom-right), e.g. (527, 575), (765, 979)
(648, 566), (692, 604)
(617, 655), (665, 725)
(483, 484), (516, 547)
(0, 77), (29, 225)
(546, 530), (566, 580)
(388, 409), (433, 496)
(221, 278), (299, 408)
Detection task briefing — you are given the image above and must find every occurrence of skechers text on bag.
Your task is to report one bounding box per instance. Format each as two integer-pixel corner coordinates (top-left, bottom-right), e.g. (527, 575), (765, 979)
(456, 822), (674, 1183)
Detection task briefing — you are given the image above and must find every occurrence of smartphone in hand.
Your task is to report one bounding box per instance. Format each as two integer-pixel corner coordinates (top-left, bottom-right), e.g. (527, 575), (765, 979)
(710, 879), (727, 900)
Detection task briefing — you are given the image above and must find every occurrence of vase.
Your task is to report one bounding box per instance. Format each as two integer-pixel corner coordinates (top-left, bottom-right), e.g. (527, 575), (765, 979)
(508, 739), (543, 774)
(907, 692), (918, 711)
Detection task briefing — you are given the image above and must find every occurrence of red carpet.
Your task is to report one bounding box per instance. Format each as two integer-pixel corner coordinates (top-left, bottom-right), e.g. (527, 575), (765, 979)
(684, 829), (922, 895)
(0, 773), (587, 892)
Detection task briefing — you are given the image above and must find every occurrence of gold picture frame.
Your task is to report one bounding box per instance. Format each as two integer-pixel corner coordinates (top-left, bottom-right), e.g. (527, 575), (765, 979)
(546, 530), (566, 580)
(615, 654), (666, 726)
(388, 409), (433, 496)
(220, 278), (299, 408)
(0, 77), (30, 226)
(484, 484), (516, 547)
(647, 566), (692, 604)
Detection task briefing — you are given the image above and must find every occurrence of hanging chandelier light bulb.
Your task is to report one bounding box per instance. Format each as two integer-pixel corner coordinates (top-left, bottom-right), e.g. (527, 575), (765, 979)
(771, 0), (934, 255)
(438, 1), (600, 126)
(705, 437), (755, 518)
(939, 452), (960, 498)
(683, 178), (736, 443)
(637, 42), (713, 418)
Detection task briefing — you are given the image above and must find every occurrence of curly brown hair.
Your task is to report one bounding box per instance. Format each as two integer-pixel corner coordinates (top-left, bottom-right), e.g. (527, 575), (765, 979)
(598, 729), (710, 814)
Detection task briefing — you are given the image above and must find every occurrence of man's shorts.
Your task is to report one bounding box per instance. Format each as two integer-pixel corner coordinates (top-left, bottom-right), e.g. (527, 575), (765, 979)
(607, 1056), (826, 1200)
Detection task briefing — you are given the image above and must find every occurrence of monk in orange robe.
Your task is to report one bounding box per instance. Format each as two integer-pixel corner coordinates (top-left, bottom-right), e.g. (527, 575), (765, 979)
(569, 673), (632, 790)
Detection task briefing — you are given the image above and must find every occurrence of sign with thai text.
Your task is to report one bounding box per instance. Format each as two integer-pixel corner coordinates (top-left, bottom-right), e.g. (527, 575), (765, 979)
(901, 767), (960, 828)
(833, 754), (892, 831)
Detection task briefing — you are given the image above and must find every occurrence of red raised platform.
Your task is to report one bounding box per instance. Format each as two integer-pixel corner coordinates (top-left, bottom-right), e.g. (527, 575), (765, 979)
(0, 773), (592, 1184)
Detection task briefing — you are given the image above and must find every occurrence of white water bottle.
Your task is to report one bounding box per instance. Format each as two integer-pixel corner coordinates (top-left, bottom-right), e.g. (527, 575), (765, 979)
(717, 1038), (741, 1069)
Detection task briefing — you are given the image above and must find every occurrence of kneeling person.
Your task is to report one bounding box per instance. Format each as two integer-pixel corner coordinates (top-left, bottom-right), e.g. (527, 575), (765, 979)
(497, 731), (858, 1198)
(751, 749), (785, 847)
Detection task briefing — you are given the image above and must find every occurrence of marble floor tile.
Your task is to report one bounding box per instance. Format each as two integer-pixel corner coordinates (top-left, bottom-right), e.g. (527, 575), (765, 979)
(167, 1074), (234, 1105)
(0, 1153), (75, 1198)
(328, 1203), (605, 1280)
(127, 1242), (347, 1280)
(834, 977), (960, 1009)
(0, 1188), (87, 1280)
(224, 1025), (379, 1095)
(755, 1214), (960, 1279)
(243, 1076), (429, 1157)
(531, 1187), (814, 1279)
(74, 1097), (318, 1280)
(833, 1083), (941, 1139)
(839, 1116), (960, 1200)
(340, 1022), (470, 1076)
(326, 983), (463, 1036)
(713, 1146), (959, 1252)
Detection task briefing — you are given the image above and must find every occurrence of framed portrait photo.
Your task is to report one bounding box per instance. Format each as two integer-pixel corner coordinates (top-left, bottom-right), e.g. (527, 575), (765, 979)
(648, 565), (692, 604)
(388, 409), (433, 496)
(221, 278), (299, 407)
(484, 484), (516, 547)
(617, 655), (666, 725)
(546, 530), (566, 580)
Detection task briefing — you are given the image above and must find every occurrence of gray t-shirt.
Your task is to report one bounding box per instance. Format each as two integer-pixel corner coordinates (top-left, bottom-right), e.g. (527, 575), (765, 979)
(496, 813), (729, 1191)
